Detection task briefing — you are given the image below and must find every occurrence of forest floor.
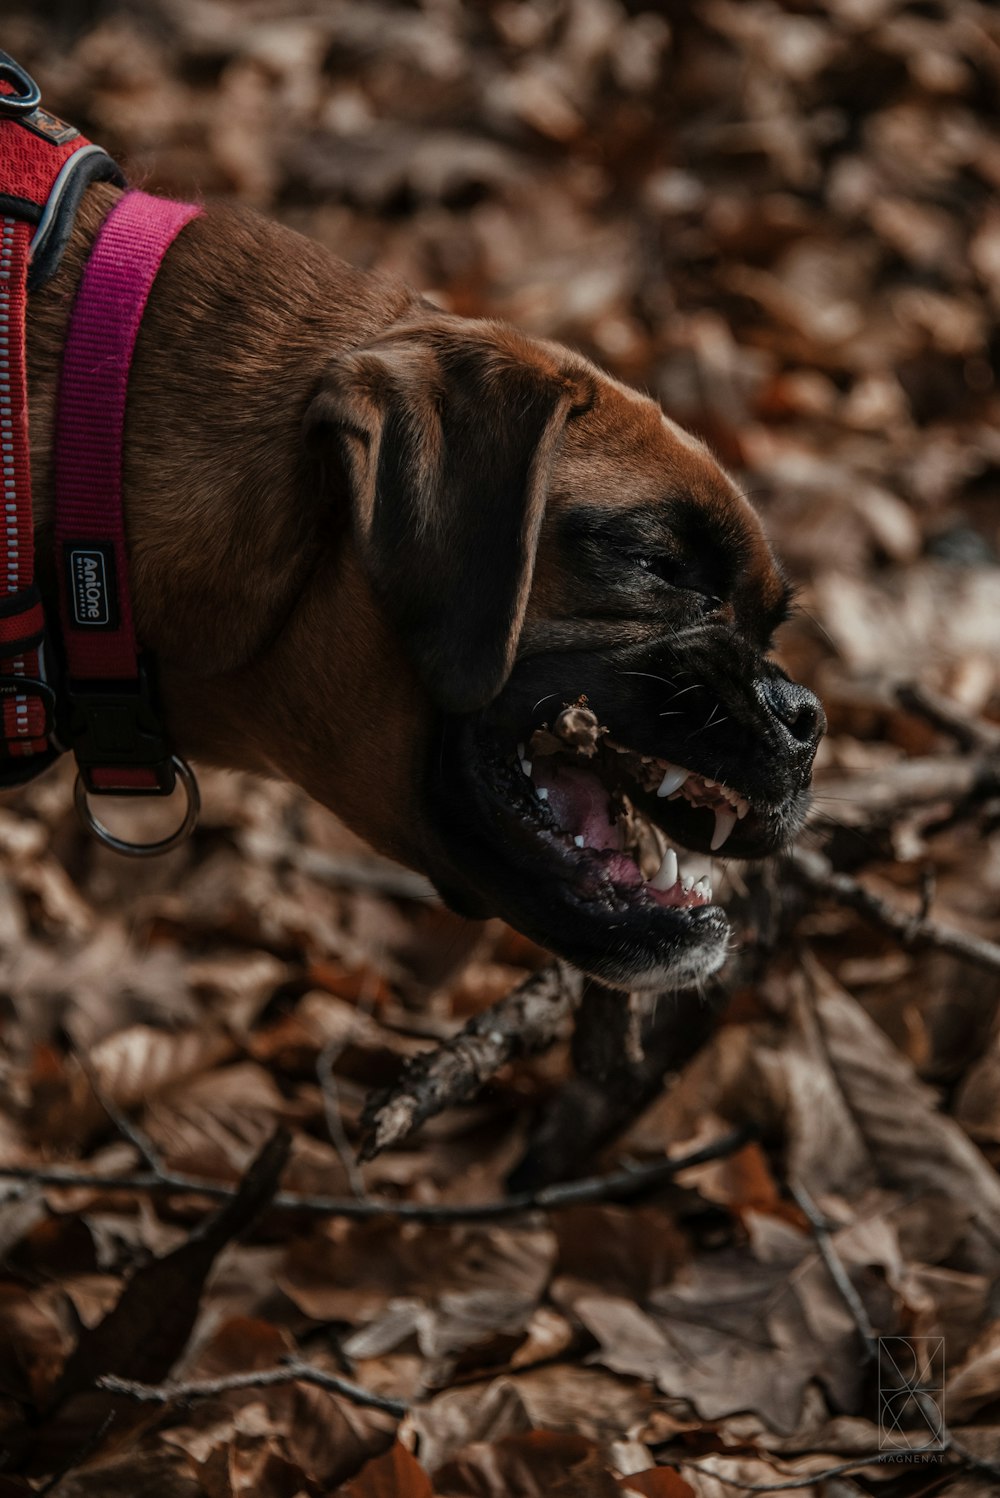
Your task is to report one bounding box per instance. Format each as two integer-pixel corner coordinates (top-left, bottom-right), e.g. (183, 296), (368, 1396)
(2, 2), (1000, 1494)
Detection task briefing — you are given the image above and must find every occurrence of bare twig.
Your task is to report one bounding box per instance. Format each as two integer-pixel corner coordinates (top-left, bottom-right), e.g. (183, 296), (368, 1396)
(808, 753), (1000, 833)
(669, 1425), (1000, 1491)
(896, 682), (1000, 755)
(318, 1038), (366, 1199)
(510, 979), (732, 1192)
(359, 960), (583, 1161)
(0, 1126), (752, 1223)
(668, 1450), (934, 1492)
(99, 1359), (406, 1418)
(74, 1046), (164, 1173)
(36, 1411), (117, 1496)
(790, 847), (1000, 974)
(790, 1180), (879, 1362)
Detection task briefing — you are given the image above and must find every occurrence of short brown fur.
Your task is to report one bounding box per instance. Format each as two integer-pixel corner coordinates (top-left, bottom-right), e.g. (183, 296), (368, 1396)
(25, 185), (786, 875)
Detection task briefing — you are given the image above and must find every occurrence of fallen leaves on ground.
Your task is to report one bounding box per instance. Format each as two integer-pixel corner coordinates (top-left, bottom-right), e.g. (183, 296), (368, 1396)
(2, 0), (1000, 1493)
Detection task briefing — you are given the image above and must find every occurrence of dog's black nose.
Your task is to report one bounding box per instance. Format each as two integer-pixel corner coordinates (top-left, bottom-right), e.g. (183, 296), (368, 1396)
(761, 678), (826, 750)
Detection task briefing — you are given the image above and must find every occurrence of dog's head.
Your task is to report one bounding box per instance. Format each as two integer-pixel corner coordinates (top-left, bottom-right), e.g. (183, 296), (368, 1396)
(304, 313), (824, 989)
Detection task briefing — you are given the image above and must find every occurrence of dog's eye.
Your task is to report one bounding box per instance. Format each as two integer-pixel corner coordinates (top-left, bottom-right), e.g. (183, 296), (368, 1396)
(635, 555), (721, 614)
(635, 554), (679, 584)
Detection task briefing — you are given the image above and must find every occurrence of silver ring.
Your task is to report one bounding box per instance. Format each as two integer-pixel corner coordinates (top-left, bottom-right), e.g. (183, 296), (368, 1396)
(74, 756), (200, 858)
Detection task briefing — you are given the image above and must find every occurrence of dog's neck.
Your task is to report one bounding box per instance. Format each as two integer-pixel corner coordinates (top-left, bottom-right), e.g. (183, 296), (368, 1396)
(25, 184), (431, 850)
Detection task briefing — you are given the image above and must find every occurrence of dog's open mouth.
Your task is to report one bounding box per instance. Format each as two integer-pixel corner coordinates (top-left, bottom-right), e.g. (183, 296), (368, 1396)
(503, 701), (750, 918)
(428, 677), (812, 991)
(519, 701), (755, 904)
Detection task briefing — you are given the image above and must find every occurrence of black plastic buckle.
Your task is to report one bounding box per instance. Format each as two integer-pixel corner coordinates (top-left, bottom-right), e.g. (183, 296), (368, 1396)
(65, 660), (176, 796)
(0, 52), (41, 118)
(0, 674), (56, 752)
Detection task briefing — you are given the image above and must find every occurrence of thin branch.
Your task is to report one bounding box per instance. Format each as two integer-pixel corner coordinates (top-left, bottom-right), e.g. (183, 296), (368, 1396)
(0, 1126), (752, 1223)
(790, 1180), (879, 1362)
(807, 753), (999, 834)
(669, 1450), (937, 1492)
(670, 1425), (1000, 1491)
(99, 1358), (406, 1418)
(789, 847), (1000, 974)
(359, 960), (583, 1161)
(896, 682), (1000, 755)
(318, 1037), (366, 1199)
(36, 1410), (117, 1496)
(74, 1046), (164, 1173)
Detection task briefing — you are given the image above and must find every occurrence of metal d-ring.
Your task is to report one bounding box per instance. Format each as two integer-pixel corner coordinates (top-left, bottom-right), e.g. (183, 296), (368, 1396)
(74, 756), (200, 858)
(0, 52), (41, 116)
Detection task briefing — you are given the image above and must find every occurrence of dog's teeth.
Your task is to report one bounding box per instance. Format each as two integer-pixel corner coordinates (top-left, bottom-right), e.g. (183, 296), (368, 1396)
(656, 765), (689, 798)
(536, 786), (549, 801)
(682, 875), (694, 893)
(736, 799), (749, 820)
(710, 807), (737, 850)
(521, 758), (532, 776)
(574, 834), (585, 848)
(650, 846), (678, 891)
(694, 875), (713, 900)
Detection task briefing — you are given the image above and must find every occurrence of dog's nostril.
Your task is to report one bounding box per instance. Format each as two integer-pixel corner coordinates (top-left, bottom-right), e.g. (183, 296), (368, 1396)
(787, 698), (824, 745)
(762, 679), (826, 748)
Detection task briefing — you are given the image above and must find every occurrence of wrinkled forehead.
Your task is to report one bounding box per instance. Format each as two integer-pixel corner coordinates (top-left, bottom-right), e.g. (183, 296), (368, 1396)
(548, 375), (789, 621)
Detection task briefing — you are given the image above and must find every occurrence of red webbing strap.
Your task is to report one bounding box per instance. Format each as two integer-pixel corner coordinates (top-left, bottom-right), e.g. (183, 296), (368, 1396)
(0, 82), (88, 211)
(55, 189), (202, 793)
(0, 216), (48, 757)
(0, 64), (120, 779)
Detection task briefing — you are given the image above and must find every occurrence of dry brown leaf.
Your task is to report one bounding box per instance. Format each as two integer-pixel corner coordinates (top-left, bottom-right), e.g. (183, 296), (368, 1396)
(341, 1440), (435, 1498)
(618, 1471), (696, 1498)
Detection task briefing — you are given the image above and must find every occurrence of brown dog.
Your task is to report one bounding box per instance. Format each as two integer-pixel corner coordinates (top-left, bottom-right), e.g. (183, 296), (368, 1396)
(27, 183), (824, 989)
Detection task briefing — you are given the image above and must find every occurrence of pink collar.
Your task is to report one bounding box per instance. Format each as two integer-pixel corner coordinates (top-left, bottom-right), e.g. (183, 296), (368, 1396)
(55, 191), (202, 817)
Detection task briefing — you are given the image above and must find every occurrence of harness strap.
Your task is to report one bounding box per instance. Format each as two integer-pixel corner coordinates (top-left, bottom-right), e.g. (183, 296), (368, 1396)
(0, 52), (123, 786)
(55, 190), (203, 795)
(0, 216), (51, 762)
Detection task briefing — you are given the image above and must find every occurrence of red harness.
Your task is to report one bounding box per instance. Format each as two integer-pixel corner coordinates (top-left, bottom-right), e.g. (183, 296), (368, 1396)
(0, 51), (201, 853)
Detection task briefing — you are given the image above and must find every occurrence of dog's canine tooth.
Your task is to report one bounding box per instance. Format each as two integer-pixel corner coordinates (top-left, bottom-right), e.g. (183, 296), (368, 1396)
(536, 786), (548, 801)
(650, 846), (678, 891)
(710, 806), (737, 850)
(520, 757), (533, 776)
(573, 834), (585, 848)
(656, 764), (689, 798)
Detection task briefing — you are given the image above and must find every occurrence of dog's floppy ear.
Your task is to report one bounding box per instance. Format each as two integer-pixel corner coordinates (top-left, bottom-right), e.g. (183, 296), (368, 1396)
(305, 318), (583, 713)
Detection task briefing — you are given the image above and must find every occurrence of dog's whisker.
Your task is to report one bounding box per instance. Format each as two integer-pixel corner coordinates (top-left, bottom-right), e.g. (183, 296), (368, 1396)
(531, 692), (562, 715)
(618, 670), (678, 688)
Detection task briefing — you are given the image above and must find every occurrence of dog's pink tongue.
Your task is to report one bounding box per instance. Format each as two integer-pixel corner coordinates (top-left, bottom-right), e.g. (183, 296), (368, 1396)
(532, 762), (644, 888)
(532, 761), (617, 845)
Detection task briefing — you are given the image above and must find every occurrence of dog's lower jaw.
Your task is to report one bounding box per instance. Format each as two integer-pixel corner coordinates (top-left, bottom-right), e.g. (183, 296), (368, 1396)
(589, 907), (731, 991)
